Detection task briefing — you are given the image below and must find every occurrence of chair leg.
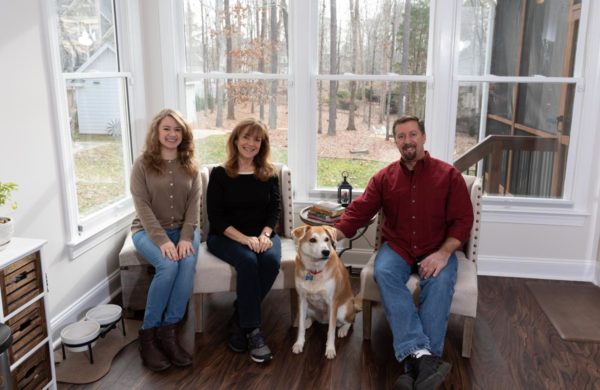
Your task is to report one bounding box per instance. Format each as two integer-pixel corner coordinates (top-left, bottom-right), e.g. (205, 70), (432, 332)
(193, 293), (204, 333)
(362, 300), (372, 340)
(290, 289), (299, 327)
(461, 316), (475, 358)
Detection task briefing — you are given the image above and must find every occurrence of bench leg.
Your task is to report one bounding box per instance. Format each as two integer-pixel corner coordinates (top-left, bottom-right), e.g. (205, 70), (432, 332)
(180, 300), (196, 356)
(290, 289), (299, 327)
(362, 299), (372, 340)
(194, 293), (204, 333)
(461, 316), (475, 358)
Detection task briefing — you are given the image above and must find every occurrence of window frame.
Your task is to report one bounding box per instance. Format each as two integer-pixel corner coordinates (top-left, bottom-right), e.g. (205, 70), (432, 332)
(449, 0), (592, 225)
(43, 0), (145, 257)
(169, 0), (596, 226)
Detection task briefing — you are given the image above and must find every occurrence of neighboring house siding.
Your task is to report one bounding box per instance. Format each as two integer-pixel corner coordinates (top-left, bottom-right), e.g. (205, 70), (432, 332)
(75, 46), (121, 135)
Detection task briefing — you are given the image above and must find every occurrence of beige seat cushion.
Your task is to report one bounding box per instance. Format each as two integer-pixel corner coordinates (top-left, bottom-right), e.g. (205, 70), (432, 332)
(360, 250), (477, 318)
(193, 237), (297, 293)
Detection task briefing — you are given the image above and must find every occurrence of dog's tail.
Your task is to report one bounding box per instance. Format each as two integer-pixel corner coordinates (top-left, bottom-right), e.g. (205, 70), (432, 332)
(353, 292), (363, 312)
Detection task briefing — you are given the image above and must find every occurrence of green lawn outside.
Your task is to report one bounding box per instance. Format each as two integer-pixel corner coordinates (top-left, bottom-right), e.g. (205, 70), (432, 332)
(195, 135), (386, 189)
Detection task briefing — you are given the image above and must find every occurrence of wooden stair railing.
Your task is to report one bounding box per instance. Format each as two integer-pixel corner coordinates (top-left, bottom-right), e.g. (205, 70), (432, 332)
(454, 135), (558, 194)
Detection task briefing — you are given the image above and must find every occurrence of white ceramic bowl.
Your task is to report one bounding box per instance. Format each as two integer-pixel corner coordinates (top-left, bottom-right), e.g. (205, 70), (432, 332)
(61, 320), (100, 352)
(85, 304), (122, 326)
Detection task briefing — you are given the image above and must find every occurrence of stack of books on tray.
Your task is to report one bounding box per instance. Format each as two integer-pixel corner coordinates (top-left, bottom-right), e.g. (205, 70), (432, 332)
(307, 201), (345, 223)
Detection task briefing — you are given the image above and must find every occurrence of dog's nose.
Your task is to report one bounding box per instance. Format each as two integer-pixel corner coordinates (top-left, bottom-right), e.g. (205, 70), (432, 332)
(321, 249), (330, 257)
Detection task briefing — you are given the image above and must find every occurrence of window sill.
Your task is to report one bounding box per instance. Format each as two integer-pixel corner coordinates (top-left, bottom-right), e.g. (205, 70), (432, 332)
(67, 209), (134, 259)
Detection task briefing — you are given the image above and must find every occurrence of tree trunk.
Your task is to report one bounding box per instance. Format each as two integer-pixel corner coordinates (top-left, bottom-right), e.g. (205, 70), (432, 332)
(215, 0), (223, 127)
(346, 0), (358, 131)
(328, 0), (337, 136)
(385, 0), (399, 139)
(200, 1), (212, 116)
(269, 0), (278, 129)
(224, 0), (235, 120)
(398, 0), (412, 118)
(259, 0), (267, 120)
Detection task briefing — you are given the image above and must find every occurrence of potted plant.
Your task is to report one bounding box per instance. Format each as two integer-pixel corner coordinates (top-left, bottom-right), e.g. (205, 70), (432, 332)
(0, 182), (18, 250)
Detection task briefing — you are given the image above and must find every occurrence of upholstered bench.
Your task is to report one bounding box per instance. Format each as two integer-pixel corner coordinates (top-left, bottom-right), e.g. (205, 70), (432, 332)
(118, 164), (298, 333)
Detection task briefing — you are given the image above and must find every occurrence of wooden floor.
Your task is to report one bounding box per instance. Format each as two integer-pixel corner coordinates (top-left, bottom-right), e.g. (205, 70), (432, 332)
(58, 276), (600, 390)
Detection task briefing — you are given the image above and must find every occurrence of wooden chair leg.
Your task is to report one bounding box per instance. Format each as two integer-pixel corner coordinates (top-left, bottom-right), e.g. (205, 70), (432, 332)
(180, 300), (196, 356)
(194, 293), (204, 333)
(461, 316), (475, 358)
(362, 300), (372, 340)
(290, 289), (299, 327)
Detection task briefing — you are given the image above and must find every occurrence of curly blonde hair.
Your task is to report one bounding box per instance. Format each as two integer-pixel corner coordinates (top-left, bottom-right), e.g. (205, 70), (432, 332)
(224, 118), (276, 181)
(142, 108), (198, 177)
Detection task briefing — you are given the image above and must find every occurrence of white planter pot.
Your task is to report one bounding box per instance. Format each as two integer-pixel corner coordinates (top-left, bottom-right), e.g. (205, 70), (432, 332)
(0, 217), (14, 250)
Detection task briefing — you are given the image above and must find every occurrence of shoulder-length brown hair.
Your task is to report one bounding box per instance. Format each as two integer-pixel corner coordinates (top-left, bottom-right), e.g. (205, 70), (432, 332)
(142, 108), (198, 177)
(223, 118), (276, 181)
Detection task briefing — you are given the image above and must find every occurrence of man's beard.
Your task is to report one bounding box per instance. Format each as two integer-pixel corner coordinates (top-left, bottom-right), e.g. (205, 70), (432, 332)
(402, 145), (417, 161)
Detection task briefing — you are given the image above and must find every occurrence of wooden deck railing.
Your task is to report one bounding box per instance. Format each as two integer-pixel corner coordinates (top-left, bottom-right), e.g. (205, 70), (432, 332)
(453, 135), (558, 195)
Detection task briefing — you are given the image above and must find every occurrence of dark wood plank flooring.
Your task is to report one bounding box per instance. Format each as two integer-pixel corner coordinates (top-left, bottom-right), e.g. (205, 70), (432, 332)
(58, 276), (600, 390)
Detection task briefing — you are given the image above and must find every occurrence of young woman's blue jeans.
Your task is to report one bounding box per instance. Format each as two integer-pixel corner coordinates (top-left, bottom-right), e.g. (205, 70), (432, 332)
(206, 233), (281, 329)
(374, 242), (457, 362)
(132, 228), (200, 329)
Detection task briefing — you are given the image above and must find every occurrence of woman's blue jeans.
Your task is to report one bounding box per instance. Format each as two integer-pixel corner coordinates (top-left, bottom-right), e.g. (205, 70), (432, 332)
(207, 233), (281, 329)
(374, 242), (457, 362)
(132, 228), (200, 329)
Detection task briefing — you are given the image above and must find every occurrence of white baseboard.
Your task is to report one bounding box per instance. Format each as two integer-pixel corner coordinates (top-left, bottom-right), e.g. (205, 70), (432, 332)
(478, 255), (596, 282)
(50, 269), (122, 347)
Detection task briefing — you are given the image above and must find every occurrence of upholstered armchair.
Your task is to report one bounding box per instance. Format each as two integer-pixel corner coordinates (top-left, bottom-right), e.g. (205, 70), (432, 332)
(359, 175), (482, 358)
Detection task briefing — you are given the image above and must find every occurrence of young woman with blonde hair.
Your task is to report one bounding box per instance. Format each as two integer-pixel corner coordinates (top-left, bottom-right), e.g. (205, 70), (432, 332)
(130, 108), (200, 371)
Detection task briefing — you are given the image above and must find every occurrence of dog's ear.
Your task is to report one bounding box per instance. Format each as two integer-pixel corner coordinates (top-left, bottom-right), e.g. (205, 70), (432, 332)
(322, 225), (337, 243)
(292, 225), (310, 242)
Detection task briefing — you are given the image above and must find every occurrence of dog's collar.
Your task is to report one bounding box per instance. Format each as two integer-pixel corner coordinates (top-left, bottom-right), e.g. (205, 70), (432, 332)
(304, 269), (322, 281)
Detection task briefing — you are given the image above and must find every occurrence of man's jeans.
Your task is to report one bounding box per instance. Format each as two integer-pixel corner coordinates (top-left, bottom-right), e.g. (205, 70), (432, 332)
(374, 242), (457, 362)
(207, 233), (281, 329)
(133, 228), (200, 329)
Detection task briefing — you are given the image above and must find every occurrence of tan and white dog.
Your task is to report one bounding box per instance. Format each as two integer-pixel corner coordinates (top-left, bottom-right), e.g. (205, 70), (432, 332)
(291, 225), (359, 359)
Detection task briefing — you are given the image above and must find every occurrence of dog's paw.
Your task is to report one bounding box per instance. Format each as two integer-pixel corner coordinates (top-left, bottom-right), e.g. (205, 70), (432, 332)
(292, 342), (304, 354)
(337, 323), (351, 338)
(325, 347), (336, 359)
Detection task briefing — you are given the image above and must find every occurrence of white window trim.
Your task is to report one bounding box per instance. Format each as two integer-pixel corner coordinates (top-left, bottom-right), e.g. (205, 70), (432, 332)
(42, 0), (145, 258)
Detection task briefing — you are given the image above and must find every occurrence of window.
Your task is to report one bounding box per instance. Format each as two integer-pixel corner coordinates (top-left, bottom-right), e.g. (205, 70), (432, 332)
(454, 0), (582, 199)
(176, 0), (590, 206)
(182, 0), (289, 166)
(316, 0), (430, 189)
(47, 0), (138, 251)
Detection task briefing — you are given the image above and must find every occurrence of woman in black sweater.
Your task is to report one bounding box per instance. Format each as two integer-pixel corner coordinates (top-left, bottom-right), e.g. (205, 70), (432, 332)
(206, 118), (281, 363)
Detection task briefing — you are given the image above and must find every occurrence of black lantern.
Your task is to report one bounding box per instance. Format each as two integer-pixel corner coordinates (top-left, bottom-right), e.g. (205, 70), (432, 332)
(337, 171), (353, 207)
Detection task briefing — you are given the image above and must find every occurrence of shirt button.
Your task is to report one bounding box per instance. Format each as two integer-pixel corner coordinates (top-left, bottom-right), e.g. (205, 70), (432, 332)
(412, 185), (416, 189)
(412, 216), (416, 219)
(413, 245), (417, 249)
(413, 231), (416, 235)
(169, 171), (173, 174)
(170, 183), (174, 186)
(411, 199), (415, 204)
(171, 205), (174, 209)
(170, 195), (173, 198)
(171, 216), (174, 219)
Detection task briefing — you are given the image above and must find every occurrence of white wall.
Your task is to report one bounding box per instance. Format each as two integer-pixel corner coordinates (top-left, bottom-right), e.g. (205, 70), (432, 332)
(0, 0), (127, 339)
